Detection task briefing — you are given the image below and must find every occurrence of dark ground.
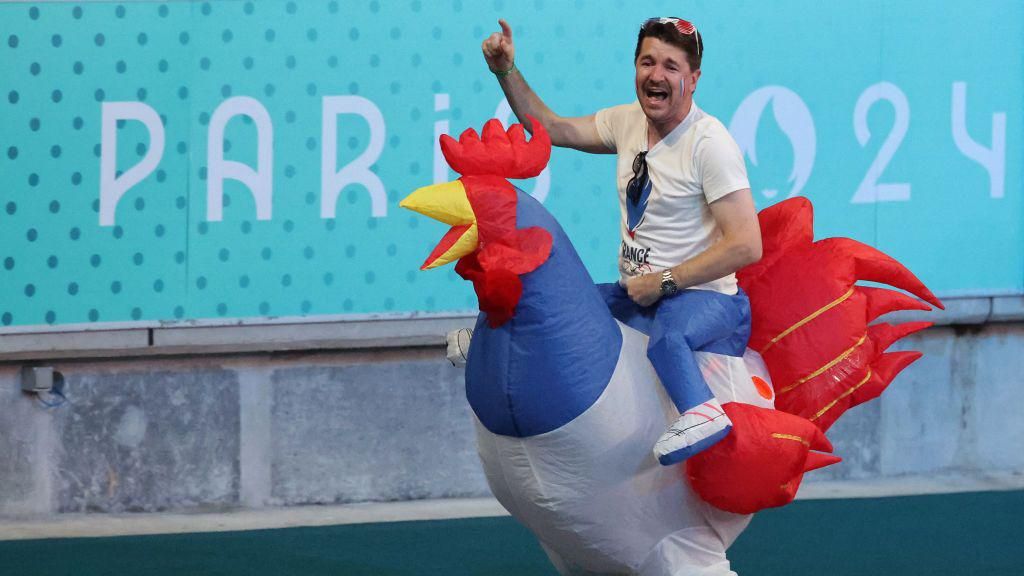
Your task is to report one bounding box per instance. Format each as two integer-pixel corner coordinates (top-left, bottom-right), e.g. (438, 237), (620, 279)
(1, 489), (1020, 575)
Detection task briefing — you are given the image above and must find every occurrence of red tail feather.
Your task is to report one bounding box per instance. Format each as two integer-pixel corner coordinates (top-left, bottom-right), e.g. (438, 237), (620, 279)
(857, 351), (923, 403)
(868, 321), (933, 353)
(818, 238), (944, 310)
(804, 451), (843, 473)
(690, 199), (939, 514)
(739, 197), (942, 433)
(860, 286), (933, 323)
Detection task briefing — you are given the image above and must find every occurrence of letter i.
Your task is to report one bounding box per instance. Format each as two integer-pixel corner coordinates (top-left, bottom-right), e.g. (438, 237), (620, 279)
(433, 94), (450, 184)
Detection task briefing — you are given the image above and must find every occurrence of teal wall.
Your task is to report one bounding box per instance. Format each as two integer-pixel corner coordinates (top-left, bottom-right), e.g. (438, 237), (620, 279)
(1, 1), (1020, 329)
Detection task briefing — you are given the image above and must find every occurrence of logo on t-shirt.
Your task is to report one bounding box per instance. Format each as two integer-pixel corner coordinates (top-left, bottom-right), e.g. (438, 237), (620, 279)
(626, 178), (653, 238)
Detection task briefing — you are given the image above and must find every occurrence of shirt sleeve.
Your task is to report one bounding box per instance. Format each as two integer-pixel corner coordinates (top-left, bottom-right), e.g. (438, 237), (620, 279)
(696, 119), (750, 203)
(594, 106), (619, 153)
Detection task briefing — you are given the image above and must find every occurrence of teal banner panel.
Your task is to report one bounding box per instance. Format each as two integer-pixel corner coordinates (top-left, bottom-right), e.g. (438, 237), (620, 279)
(0, 1), (1020, 330)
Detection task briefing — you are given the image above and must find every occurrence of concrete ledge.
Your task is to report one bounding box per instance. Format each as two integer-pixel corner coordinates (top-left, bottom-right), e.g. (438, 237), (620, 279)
(882, 295), (990, 325)
(0, 314), (476, 362)
(797, 469), (1024, 500)
(2, 294), (1022, 362)
(0, 498), (509, 541)
(0, 329), (151, 362)
(990, 296), (1024, 322)
(150, 316), (474, 355)
(1, 471), (1021, 541)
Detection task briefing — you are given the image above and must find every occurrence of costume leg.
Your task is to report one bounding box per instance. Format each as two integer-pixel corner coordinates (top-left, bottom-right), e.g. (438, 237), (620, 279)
(645, 308), (732, 465)
(647, 290), (752, 465)
(596, 284), (750, 465)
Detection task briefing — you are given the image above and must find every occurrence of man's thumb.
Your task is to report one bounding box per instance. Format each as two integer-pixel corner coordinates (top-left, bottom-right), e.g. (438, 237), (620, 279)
(498, 19), (513, 40)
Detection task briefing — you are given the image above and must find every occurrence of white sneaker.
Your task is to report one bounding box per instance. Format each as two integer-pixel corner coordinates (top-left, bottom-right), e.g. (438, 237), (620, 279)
(653, 398), (732, 466)
(446, 328), (473, 367)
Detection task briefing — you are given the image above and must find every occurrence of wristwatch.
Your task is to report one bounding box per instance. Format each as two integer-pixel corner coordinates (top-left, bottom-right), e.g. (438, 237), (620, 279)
(660, 269), (679, 296)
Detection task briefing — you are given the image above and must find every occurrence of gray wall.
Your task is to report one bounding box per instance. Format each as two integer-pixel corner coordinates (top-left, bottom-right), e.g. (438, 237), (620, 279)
(1, 301), (1022, 517)
(1, 349), (486, 516)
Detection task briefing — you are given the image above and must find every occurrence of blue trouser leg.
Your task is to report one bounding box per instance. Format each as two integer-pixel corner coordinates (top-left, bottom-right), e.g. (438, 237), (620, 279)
(648, 288), (752, 406)
(597, 283), (752, 463)
(646, 315), (714, 413)
(598, 283), (707, 411)
(597, 284), (750, 410)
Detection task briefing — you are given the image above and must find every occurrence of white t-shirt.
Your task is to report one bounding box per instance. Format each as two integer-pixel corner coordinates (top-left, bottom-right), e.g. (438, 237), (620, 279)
(594, 101), (749, 294)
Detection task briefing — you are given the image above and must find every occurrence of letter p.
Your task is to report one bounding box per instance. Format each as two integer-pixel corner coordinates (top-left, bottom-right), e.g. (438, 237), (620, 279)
(99, 102), (165, 226)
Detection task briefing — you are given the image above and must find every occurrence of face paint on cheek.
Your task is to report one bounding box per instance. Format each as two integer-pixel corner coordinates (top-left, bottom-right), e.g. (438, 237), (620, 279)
(679, 76), (686, 103)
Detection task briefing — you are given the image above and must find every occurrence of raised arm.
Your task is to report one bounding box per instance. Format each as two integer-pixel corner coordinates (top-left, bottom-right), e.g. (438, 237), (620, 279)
(482, 19), (611, 154)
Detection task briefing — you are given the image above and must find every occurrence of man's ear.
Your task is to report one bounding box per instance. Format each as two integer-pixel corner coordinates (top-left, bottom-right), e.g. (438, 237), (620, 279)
(691, 69), (702, 95)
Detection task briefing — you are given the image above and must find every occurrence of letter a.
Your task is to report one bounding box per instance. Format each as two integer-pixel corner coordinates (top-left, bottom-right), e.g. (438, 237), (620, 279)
(207, 96), (274, 221)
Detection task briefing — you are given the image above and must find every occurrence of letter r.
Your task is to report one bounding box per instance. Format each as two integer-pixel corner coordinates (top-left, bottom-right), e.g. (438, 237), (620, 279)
(321, 95), (387, 218)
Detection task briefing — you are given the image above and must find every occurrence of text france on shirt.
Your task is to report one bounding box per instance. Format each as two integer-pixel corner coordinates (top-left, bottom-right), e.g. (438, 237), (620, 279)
(620, 241), (653, 276)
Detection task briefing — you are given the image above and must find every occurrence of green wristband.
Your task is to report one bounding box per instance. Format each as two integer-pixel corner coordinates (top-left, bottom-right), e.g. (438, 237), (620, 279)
(492, 62), (516, 78)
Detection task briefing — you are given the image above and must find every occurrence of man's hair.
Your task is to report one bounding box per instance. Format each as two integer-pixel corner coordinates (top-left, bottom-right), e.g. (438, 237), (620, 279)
(634, 19), (703, 71)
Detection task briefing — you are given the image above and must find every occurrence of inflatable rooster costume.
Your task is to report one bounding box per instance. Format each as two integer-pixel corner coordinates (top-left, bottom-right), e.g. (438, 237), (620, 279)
(400, 119), (942, 575)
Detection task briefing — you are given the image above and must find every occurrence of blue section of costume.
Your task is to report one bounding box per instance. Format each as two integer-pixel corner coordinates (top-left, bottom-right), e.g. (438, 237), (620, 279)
(466, 190), (623, 438)
(597, 283), (751, 414)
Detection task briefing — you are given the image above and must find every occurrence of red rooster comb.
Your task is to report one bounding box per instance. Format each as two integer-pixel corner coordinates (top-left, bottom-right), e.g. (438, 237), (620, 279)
(440, 115), (551, 178)
(739, 197), (944, 431)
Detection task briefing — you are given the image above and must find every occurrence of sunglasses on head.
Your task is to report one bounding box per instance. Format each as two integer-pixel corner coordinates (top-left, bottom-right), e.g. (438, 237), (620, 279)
(626, 151), (649, 205)
(642, 17), (701, 57)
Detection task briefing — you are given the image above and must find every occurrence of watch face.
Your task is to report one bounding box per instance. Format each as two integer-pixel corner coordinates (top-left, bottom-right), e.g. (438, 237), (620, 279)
(661, 270), (676, 294)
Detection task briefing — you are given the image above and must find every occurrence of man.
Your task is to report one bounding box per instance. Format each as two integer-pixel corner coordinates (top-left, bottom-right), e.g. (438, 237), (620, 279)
(479, 17), (762, 464)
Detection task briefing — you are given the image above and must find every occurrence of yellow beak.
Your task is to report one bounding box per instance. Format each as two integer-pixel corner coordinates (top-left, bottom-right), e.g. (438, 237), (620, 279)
(400, 180), (479, 270)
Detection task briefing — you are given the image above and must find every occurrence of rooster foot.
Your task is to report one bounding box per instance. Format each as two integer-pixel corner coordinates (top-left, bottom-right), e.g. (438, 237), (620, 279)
(685, 402), (841, 514)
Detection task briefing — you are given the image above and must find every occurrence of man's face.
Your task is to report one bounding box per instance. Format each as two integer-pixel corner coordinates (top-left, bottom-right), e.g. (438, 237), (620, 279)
(634, 37), (700, 128)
